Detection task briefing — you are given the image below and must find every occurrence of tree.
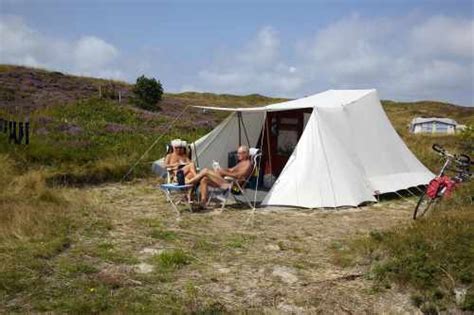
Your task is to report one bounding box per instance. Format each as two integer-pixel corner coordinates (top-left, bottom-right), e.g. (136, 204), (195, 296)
(132, 75), (163, 111)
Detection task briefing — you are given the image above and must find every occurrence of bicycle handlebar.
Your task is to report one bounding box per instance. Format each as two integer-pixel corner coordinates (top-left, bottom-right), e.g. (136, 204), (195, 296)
(458, 154), (471, 165)
(432, 144), (445, 154)
(432, 144), (472, 167)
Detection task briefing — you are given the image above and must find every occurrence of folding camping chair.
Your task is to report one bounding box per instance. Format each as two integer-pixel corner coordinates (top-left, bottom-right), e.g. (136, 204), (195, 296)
(159, 142), (197, 215)
(207, 148), (262, 212)
(160, 183), (194, 216)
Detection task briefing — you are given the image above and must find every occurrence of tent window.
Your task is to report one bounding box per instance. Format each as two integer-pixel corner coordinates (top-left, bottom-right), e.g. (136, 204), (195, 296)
(421, 123), (432, 132)
(277, 129), (299, 156)
(277, 117), (299, 156)
(280, 117), (299, 125)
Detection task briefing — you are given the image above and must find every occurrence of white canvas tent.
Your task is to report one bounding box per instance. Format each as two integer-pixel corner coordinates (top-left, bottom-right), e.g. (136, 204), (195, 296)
(154, 89), (434, 208)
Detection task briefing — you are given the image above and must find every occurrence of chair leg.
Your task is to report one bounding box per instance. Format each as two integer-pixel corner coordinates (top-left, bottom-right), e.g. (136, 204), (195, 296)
(219, 188), (231, 212)
(235, 183), (255, 209)
(161, 188), (181, 218)
(206, 190), (213, 207)
(186, 188), (193, 213)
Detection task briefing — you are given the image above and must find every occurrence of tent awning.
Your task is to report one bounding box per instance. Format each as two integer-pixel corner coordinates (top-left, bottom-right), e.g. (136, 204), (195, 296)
(193, 106), (267, 112)
(193, 89), (376, 113)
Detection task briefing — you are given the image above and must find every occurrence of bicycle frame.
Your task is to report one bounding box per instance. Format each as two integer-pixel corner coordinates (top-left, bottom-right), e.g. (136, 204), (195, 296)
(437, 157), (453, 177)
(431, 152), (461, 198)
(413, 144), (472, 219)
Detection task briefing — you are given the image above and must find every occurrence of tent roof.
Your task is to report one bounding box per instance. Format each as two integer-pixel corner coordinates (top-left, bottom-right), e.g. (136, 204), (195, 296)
(411, 117), (458, 126)
(194, 89), (376, 112)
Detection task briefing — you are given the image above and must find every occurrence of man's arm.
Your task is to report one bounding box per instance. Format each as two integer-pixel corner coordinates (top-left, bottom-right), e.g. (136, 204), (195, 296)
(221, 161), (251, 179)
(217, 168), (233, 177)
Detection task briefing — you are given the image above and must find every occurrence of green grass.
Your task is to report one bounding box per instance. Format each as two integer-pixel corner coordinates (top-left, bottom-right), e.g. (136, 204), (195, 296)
(150, 228), (178, 240)
(152, 249), (193, 270)
(332, 182), (474, 311)
(225, 233), (255, 249)
(0, 98), (210, 184)
(329, 122), (474, 312)
(1, 65), (473, 312)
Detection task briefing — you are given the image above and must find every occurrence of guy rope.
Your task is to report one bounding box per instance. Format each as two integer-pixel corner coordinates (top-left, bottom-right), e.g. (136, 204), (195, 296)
(121, 105), (191, 181)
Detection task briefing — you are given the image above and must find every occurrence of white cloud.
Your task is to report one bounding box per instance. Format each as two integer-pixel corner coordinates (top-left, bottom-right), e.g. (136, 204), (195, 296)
(186, 14), (473, 105)
(297, 14), (473, 103)
(236, 26), (280, 68)
(190, 26), (304, 96)
(73, 36), (118, 72)
(411, 15), (474, 58)
(0, 14), (472, 105)
(0, 15), (124, 79)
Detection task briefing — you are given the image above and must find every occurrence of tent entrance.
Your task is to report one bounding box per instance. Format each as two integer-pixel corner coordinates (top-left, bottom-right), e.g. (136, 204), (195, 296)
(261, 109), (312, 178)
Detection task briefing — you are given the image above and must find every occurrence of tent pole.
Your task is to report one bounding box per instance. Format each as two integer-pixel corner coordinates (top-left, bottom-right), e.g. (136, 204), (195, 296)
(240, 113), (251, 147)
(253, 111), (267, 208)
(237, 111), (242, 146)
(265, 114), (273, 177)
(193, 142), (200, 170)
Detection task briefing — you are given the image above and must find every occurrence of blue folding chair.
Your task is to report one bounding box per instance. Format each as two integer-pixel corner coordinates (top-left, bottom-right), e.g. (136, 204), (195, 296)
(207, 148), (262, 212)
(160, 183), (194, 216)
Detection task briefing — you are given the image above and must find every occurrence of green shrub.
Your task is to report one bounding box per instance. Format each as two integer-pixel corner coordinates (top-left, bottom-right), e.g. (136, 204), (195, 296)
(459, 125), (473, 152)
(131, 75), (163, 111)
(338, 184), (474, 311)
(153, 249), (192, 270)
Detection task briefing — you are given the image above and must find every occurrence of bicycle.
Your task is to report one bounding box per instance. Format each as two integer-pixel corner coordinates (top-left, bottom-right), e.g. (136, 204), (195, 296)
(413, 144), (472, 220)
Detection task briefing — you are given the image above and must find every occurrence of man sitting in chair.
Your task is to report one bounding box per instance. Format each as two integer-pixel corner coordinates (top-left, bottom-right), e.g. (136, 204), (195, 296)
(187, 145), (252, 205)
(164, 139), (197, 182)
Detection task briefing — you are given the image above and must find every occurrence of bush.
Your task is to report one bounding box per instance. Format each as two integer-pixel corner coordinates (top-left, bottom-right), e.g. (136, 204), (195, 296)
(131, 75), (163, 111)
(459, 125), (473, 153)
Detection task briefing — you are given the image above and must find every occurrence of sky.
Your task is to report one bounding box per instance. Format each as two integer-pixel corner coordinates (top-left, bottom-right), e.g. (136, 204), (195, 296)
(0, 0), (473, 106)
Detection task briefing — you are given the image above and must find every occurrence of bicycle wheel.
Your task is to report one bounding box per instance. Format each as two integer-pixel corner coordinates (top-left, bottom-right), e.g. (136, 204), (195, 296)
(413, 190), (437, 220)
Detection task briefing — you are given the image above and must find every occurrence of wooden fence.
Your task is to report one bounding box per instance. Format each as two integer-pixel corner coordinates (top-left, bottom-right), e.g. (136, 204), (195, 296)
(0, 118), (30, 145)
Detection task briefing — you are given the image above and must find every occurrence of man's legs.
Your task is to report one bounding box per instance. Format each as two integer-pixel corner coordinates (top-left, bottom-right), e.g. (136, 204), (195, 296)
(188, 168), (226, 186)
(200, 177), (209, 203)
(188, 169), (231, 205)
(200, 177), (224, 204)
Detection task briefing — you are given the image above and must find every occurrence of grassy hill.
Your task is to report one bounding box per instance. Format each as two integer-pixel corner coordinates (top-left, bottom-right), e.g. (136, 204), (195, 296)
(1, 65), (472, 184)
(0, 65), (473, 313)
(0, 64), (286, 113)
(0, 65), (286, 183)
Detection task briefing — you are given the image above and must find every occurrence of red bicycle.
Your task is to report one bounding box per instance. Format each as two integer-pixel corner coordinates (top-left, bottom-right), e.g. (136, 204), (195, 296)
(413, 144), (472, 220)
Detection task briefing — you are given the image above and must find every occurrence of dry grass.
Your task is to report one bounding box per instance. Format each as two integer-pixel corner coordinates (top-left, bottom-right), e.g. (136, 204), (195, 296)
(60, 180), (421, 313)
(0, 153), (97, 240)
(1, 176), (421, 313)
(0, 154), (107, 312)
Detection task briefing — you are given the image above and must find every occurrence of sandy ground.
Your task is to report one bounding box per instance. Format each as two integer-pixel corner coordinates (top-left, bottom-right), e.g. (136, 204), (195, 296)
(86, 179), (421, 313)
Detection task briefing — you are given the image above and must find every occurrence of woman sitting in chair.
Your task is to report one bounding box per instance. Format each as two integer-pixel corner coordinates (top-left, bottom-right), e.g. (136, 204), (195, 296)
(164, 139), (197, 183)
